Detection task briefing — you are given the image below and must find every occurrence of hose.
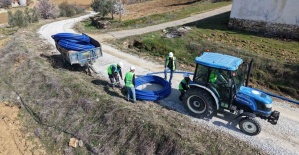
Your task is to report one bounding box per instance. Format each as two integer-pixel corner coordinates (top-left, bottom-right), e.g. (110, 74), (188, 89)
(51, 33), (95, 51)
(147, 71), (194, 75)
(58, 40), (95, 51)
(51, 33), (90, 43)
(253, 88), (299, 105)
(135, 75), (171, 101)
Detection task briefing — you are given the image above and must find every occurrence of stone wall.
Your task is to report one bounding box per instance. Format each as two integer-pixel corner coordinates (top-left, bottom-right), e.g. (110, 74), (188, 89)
(228, 18), (299, 40)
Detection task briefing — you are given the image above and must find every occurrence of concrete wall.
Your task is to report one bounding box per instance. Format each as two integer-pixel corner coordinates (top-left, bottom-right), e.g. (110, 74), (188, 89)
(229, 0), (299, 39)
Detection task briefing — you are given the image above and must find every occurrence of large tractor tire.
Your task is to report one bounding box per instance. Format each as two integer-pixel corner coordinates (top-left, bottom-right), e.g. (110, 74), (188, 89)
(239, 117), (261, 136)
(183, 88), (215, 118)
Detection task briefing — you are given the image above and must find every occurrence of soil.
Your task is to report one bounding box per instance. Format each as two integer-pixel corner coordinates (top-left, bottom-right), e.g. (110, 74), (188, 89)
(123, 0), (202, 20)
(0, 103), (46, 155)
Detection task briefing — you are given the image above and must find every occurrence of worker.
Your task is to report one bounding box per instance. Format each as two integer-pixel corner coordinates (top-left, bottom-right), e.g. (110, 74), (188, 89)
(209, 69), (218, 83)
(107, 62), (123, 89)
(164, 52), (177, 85)
(124, 66), (136, 103)
(209, 69), (228, 84)
(178, 73), (190, 101)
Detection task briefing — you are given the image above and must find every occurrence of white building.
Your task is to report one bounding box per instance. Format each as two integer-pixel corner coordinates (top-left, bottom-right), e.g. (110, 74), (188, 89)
(229, 0), (299, 39)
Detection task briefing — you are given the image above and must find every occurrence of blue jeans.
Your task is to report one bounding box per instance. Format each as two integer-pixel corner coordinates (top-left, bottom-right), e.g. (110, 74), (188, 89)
(127, 86), (136, 103)
(164, 68), (174, 83)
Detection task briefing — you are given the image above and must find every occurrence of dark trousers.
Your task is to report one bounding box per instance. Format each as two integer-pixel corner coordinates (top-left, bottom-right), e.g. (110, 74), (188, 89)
(108, 73), (120, 88)
(179, 90), (186, 101)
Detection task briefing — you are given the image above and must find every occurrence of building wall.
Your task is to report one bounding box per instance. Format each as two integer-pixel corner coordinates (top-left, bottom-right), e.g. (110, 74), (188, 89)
(229, 0), (299, 39)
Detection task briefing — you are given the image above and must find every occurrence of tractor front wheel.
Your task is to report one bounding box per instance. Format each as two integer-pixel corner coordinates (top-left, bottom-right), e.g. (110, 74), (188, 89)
(239, 117), (261, 136)
(183, 88), (215, 118)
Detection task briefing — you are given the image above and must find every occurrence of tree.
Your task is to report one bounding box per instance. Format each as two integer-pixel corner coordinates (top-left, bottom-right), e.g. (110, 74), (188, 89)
(91, 0), (108, 17)
(36, 0), (59, 19)
(113, 1), (125, 22)
(91, 0), (116, 18)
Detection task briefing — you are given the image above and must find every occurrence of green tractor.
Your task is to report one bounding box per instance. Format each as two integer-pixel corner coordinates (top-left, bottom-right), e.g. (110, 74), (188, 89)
(183, 52), (280, 136)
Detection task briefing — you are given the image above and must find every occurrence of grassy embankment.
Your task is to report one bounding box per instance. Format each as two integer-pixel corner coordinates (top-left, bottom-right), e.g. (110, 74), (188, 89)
(77, 1), (232, 33)
(0, 24), (265, 154)
(109, 12), (299, 100)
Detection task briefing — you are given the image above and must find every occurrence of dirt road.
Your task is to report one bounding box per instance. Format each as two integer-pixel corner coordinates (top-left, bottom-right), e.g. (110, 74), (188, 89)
(38, 9), (299, 155)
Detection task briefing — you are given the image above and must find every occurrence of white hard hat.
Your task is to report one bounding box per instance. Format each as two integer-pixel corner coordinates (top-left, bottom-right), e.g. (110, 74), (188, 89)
(118, 62), (123, 68)
(183, 73), (189, 77)
(169, 52), (173, 57)
(130, 66), (136, 70)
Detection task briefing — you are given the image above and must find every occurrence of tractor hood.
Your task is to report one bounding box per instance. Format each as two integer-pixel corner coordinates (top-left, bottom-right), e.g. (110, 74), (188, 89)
(237, 86), (272, 104)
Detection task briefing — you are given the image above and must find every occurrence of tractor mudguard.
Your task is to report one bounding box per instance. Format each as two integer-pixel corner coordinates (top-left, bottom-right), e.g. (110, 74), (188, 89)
(189, 84), (220, 110)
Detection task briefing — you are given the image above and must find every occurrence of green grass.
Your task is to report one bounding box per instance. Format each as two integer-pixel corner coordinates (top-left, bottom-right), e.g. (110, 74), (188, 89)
(114, 12), (299, 100)
(77, 1), (232, 32)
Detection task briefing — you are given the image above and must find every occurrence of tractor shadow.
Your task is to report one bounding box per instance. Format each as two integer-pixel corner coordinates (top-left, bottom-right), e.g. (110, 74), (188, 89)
(211, 111), (244, 133)
(40, 53), (90, 75)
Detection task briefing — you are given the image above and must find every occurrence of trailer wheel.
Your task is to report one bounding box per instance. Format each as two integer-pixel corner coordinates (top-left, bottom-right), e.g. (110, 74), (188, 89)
(183, 88), (215, 118)
(61, 54), (66, 64)
(239, 117), (261, 136)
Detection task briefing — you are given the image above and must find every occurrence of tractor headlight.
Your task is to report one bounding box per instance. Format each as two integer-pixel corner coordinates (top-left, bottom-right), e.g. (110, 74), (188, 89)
(265, 104), (272, 108)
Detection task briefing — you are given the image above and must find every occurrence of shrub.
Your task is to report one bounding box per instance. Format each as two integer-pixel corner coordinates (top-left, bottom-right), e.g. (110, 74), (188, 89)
(59, 2), (85, 17)
(25, 7), (39, 23)
(7, 8), (38, 27)
(36, 0), (59, 19)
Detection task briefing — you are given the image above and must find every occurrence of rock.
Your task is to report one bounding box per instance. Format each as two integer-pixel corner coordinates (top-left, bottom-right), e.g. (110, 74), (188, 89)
(123, 41), (129, 49)
(90, 15), (111, 29)
(69, 138), (79, 148)
(78, 140), (84, 147)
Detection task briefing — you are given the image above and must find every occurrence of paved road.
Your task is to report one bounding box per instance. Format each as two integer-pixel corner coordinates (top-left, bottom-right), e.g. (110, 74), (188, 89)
(38, 6), (299, 155)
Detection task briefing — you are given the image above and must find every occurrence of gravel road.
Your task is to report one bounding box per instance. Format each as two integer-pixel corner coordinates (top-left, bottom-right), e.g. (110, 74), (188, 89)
(38, 9), (299, 155)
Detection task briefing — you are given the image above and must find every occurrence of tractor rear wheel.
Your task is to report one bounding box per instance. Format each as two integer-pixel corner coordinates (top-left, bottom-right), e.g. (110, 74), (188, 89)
(183, 88), (215, 118)
(239, 117), (261, 136)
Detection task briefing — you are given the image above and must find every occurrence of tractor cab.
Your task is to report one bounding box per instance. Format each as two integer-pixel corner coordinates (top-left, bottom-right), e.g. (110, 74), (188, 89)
(192, 52), (245, 109)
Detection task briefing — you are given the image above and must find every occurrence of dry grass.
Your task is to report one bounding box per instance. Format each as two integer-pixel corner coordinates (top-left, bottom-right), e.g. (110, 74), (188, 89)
(0, 25), (266, 154)
(50, 0), (92, 5)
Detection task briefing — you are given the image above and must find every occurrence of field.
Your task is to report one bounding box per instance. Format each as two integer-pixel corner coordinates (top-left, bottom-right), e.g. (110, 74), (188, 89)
(0, 12), (8, 24)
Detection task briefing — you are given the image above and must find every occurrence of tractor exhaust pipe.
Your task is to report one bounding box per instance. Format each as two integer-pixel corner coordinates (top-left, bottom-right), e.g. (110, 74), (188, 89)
(245, 59), (253, 87)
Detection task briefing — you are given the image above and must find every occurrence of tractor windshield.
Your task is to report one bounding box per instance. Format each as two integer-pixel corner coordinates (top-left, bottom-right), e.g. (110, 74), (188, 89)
(232, 62), (247, 92)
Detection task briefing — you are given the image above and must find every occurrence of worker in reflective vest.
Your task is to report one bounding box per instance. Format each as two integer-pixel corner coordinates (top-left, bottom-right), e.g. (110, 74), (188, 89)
(125, 66), (136, 103)
(178, 73), (190, 101)
(107, 62), (123, 89)
(164, 52), (177, 85)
